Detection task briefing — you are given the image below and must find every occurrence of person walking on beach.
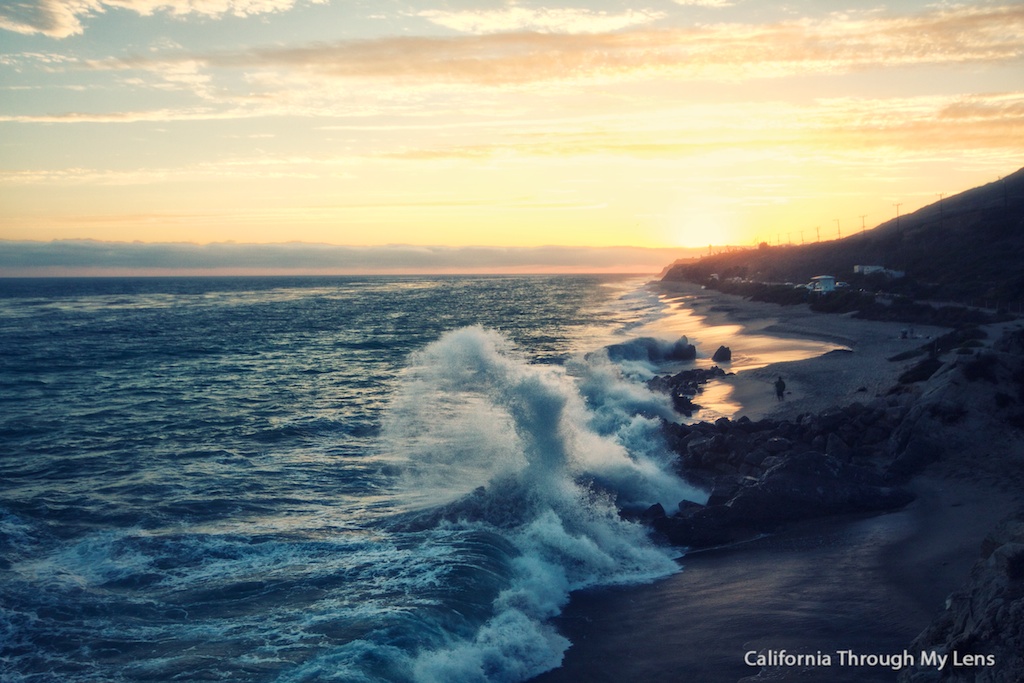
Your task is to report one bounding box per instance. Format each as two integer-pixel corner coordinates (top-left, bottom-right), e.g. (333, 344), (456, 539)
(774, 376), (786, 401)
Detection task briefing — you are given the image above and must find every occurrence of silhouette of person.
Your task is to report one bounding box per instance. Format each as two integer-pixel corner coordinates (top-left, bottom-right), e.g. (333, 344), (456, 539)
(774, 376), (786, 401)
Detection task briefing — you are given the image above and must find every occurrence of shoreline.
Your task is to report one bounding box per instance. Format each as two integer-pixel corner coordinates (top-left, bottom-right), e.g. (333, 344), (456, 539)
(530, 281), (1023, 683)
(533, 475), (1014, 683)
(647, 280), (949, 422)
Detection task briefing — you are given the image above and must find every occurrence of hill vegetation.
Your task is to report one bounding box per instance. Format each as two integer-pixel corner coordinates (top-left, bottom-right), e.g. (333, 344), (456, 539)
(663, 166), (1024, 307)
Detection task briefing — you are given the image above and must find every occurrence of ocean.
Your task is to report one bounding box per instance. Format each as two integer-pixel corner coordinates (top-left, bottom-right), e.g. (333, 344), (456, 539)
(0, 275), (709, 683)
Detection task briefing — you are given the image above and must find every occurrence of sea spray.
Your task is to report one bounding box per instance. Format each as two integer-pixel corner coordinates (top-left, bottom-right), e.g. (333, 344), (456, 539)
(378, 326), (704, 681)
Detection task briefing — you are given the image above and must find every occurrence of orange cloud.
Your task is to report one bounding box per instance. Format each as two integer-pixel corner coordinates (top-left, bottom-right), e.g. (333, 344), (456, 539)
(0, 0), (325, 38)
(414, 7), (666, 35)
(239, 5), (1024, 84)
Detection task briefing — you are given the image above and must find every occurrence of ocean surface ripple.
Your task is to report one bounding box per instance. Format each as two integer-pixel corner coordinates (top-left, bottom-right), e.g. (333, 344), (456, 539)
(0, 275), (704, 682)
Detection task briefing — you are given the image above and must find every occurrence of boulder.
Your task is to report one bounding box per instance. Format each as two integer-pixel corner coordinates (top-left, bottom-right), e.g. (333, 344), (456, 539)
(655, 451), (913, 548)
(825, 433), (853, 461)
(764, 436), (793, 454)
(605, 336), (696, 362)
(648, 366), (728, 416)
(712, 345), (732, 362)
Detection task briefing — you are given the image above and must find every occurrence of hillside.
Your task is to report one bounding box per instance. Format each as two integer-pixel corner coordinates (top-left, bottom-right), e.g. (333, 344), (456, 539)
(662, 166), (1024, 304)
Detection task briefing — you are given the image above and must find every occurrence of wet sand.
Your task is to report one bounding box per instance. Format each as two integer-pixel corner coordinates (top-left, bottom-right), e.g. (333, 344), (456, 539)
(532, 477), (1012, 683)
(530, 282), (1019, 683)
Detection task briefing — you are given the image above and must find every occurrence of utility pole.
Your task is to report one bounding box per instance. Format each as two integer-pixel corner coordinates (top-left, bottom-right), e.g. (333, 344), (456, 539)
(937, 193), (945, 220)
(787, 231), (792, 244)
(800, 229), (805, 244)
(835, 218), (841, 240)
(816, 226), (820, 242)
(859, 214), (867, 234)
(893, 202), (904, 271)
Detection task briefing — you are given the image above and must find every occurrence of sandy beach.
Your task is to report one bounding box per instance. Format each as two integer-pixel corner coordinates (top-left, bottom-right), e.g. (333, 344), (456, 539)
(648, 280), (952, 422)
(531, 281), (1023, 683)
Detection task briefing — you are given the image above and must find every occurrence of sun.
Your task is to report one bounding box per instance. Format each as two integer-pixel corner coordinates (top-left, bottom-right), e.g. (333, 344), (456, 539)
(667, 202), (741, 248)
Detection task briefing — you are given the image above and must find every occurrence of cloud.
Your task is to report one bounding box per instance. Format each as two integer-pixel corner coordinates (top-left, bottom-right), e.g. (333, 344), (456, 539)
(4, 4), (1023, 135)
(415, 7), (666, 35)
(673, 0), (734, 6)
(77, 4), (1024, 89)
(0, 240), (689, 275)
(0, 0), (324, 39)
(0, 153), (353, 184)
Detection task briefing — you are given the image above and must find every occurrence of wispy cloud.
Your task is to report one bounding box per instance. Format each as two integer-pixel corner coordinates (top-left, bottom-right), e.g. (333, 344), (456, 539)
(0, 0), (325, 39)
(2, 3), (1020, 130)
(3, 91), (1021, 181)
(0, 239), (687, 274)
(414, 7), (666, 35)
(75, 4), (1024, 90)
(0, 154), (354, 184)
(673, 0), (734, 6)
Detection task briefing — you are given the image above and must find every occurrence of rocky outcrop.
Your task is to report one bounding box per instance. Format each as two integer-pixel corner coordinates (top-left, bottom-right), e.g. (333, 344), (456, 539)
(888, 329), (1024, 480)
(635, 326), (1024, 682)
(897, 514), (1024, 683)
(646, 398), (918, 548)
(647, 366), (728, 417)
(604, 336), (697, 362)
(646, 328), (1024, 549)
(712, 345), (732, 362)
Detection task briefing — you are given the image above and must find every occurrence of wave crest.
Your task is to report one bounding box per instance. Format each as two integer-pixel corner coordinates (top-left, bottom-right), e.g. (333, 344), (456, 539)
(377, 326), (704, 681)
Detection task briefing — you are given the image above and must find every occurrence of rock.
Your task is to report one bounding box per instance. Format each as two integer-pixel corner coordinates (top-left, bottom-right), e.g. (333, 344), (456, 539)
(992, 543), (1024, 581)
(706, 475), (746, 506)
(712, 345), (732, 362)
(898, 514), (1024, 683)
(641, 502), (667, 521)
(654, 504), (758, 548)
(605, 336), (696, 362)
(750, 452), (912, 518)
(672, 394), (701, 417)
(860, 425), (890, 446)
(655, 451), (913, 549)
(765, 436), (793, 453)
(889, 433), (943, 478)
(668, 338), (698, 361)
(981, 518), (1024, 558)
(825, 433), (852, 461)
(647, 366), (728, 416)
(742, 448), (770, 468)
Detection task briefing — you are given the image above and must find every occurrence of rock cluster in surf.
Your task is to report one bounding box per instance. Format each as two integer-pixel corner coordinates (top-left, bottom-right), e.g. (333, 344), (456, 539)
(642, 396), (917, 548)
(646, 366), (728, 417)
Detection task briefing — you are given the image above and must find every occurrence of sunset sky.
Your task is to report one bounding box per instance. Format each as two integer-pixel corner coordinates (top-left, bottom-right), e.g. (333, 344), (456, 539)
(1, 0), (1023, 272)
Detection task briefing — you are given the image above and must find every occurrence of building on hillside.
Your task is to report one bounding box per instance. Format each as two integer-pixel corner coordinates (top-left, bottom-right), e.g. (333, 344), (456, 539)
(808, 275), (836, 292)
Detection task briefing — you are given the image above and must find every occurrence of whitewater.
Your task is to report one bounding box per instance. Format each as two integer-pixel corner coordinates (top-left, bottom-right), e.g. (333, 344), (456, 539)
(0, 275), (708, 682)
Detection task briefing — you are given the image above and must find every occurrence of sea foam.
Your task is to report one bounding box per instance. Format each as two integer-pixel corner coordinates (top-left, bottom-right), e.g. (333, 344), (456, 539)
(377, 326), (704, 681)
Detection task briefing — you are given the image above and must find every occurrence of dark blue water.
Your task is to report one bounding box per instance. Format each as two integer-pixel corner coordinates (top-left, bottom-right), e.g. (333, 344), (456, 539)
(0, 275), (705, 682)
